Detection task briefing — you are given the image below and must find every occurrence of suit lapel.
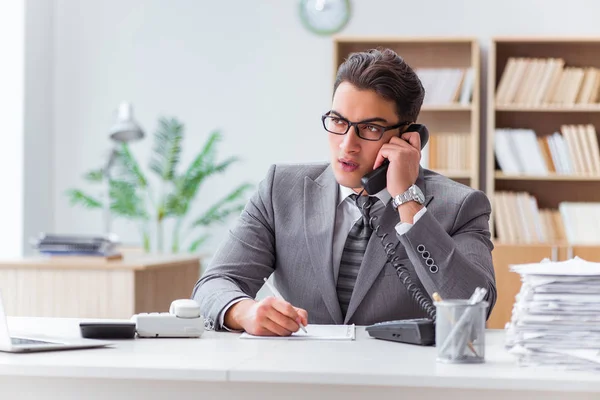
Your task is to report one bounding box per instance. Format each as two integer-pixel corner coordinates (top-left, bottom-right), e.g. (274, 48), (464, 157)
(344, 167), (434, 323)
(303, 165), (343, 324)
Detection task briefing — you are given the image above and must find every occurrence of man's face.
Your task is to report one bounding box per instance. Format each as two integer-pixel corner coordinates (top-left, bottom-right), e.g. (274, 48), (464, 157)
(327, 82), (402, 191)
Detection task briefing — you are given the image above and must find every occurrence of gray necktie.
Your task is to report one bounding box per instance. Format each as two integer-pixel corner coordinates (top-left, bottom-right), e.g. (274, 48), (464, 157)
(336, 195), (384, 318)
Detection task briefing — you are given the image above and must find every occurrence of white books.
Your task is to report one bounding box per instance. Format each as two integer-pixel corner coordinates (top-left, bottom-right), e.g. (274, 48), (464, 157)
(493, 126), (600, 176)
(459, 68), (475, 105)
(494, 129), (523, 174)
(416, 68), (472, 105)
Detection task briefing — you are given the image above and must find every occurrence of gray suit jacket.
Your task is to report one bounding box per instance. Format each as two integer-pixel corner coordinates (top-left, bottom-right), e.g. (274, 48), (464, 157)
(192, 163), (496, 330)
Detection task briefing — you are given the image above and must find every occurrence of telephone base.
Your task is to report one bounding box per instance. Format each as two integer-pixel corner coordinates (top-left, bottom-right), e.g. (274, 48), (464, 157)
(131, 312), (204, 338)
(366, 318), (435, 346)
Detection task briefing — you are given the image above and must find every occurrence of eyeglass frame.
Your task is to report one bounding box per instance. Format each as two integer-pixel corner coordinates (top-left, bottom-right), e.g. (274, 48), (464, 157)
(321, 111), (412, 141)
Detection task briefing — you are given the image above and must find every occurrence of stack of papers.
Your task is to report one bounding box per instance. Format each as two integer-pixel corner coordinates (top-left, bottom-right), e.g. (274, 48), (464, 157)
(30, 233), (120, 257)
(505, 257), (600, 371)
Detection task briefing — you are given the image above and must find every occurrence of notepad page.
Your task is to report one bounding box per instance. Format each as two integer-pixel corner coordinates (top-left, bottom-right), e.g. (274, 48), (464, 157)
(239, 324), (355, 340)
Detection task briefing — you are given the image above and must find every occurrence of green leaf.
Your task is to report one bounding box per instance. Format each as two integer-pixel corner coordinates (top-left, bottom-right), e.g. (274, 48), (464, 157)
(164, 176), (188, 216)
(176, 156), (240, 209)
(187, 234), (210, 252)
(179, 130), (222, 180)
(206, 156), (239, 178)
(65, 189), (102, 209)
(197, 130), (222, 167)
(164, 131), (241, 218)
(113, 144), (148, 188)
(109, 180), (149, 219)
(84, 169), (104, 183)
(142, 231), (151, 252)
(221, 182), (253, 204)
(149, 117), (184, 181)
(192, 204), (245, 227)
(190, 183), (253, 227)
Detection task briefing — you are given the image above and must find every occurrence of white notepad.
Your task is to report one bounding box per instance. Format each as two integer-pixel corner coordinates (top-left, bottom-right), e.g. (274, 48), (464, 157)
(239, 324), (355, 340)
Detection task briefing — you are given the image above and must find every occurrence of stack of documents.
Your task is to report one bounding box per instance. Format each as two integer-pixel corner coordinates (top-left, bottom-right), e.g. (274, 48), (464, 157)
(505, 257), (600, 371)
(31, 233), (120, 257)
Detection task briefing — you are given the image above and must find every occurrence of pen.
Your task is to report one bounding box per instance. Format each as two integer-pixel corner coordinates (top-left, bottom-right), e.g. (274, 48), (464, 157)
(437, 288), (487, 358)
(263, 277), (308, 333)
(433, 292), (478, 357)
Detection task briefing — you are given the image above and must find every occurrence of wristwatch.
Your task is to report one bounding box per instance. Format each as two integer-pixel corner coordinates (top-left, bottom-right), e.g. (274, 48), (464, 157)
(392, 184), (425, 209)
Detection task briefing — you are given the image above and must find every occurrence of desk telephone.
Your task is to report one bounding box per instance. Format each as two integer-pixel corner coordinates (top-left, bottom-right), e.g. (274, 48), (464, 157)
(132, 299), (205, 338)
(361, 124), (437, 346)
(81, 299), (204, 339)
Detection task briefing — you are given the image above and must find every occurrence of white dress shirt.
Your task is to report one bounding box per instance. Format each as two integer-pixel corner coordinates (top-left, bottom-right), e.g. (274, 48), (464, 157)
(219, 184), (427, 331)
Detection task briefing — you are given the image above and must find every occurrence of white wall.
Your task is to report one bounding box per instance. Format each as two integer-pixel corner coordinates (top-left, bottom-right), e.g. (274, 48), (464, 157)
(0, 1), (25, 258)
(35, 0), (600, 255)
(23, 0), (54, 255)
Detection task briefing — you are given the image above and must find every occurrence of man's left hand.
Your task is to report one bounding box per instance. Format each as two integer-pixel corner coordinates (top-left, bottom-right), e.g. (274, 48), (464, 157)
(373, 129), (421, 198)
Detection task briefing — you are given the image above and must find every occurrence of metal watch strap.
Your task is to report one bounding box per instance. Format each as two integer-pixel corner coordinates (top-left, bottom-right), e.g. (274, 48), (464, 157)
(393, 184), (422, 208)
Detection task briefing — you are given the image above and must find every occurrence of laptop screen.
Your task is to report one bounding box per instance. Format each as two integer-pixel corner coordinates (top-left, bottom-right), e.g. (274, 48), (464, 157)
(0, 290), (14, 350)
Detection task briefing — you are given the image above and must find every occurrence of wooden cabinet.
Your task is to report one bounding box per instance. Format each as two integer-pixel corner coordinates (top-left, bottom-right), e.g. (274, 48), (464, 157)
(0, 254), (200, 319)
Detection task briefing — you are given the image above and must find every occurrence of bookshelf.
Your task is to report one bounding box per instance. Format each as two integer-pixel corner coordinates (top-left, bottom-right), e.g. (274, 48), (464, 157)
(333, 37), (481, 189)
(487, 37), (600, 234)
(486, 37), (600, 328)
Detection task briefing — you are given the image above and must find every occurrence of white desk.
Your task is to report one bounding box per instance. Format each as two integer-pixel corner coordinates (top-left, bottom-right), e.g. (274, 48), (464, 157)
(1, 317), (599, 400)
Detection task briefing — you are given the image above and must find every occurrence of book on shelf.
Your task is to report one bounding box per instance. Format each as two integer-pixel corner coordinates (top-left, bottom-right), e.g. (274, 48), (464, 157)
(494, 125), (600, 176)
(495, 57), (600, 107)
(420, 133), (471, 172)
(416, 67), (474, 105)
(493, 191), (600, 245)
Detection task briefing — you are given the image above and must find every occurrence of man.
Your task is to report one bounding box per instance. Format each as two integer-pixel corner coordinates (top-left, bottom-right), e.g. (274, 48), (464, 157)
(192, 48), (496, 336)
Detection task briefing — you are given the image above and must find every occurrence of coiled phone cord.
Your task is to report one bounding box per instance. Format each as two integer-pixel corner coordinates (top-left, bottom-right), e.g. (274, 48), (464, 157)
(356, 191), (437, 322)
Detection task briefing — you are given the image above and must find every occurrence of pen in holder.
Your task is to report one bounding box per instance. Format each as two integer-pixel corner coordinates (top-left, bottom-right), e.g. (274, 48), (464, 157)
(434, 288), (488, 364)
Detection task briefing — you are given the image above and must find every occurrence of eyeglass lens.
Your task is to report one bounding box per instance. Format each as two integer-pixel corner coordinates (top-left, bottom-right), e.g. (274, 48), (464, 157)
(323, 116), (384, 141)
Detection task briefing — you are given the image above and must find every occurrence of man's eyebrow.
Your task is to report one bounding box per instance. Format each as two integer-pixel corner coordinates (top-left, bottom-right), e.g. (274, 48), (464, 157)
(357, 117), (388, 124)
(329, 110), (388, 124)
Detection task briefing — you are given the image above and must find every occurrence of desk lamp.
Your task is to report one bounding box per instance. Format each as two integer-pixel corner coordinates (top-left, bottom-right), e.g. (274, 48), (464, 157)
(103, 102), (145, 235)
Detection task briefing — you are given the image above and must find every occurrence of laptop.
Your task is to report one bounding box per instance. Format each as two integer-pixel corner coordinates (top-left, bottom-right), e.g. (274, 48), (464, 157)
(0, 291), (112, 353)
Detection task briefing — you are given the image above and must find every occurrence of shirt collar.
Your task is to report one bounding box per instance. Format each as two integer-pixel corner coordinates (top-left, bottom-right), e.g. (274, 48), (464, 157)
(338, 184), (391, 206)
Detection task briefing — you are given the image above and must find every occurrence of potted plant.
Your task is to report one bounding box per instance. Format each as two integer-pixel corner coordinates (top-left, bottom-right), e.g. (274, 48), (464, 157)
(66, 117), (253, 253)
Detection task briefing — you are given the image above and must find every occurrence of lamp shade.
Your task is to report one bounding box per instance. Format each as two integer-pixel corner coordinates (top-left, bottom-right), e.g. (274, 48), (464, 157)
(109, 102), (145, 143)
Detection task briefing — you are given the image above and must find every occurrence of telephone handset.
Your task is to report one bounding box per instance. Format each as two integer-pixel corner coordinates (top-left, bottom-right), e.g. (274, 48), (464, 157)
(357, 123), (437, 345)
(360, 124), (429, 195)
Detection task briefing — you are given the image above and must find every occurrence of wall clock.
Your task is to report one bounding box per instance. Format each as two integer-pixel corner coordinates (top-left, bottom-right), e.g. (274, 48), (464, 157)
(299, 0), (352, 36)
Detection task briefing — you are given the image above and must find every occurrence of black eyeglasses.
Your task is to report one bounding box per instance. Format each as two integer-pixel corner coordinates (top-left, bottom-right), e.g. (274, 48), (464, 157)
(321, 112), (411, 141)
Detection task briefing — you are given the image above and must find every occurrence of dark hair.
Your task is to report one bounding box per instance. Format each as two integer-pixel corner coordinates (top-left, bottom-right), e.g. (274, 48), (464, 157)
(333, 48), (425, 122)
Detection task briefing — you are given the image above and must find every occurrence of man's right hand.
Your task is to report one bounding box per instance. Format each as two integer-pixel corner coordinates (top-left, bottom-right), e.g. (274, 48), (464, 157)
(224, 297), (308, 336)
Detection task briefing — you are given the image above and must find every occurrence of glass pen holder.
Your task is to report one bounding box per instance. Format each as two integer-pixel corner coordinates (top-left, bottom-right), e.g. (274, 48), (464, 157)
(435, 299), (489, 364)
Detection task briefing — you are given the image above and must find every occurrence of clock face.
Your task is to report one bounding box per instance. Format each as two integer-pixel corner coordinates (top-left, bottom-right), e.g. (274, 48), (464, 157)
(299, 0), (351, 36)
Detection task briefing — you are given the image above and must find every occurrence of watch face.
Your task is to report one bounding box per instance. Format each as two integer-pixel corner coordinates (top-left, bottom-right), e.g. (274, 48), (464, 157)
(298, 0), (351, 36)
(411, 185), (425, 203)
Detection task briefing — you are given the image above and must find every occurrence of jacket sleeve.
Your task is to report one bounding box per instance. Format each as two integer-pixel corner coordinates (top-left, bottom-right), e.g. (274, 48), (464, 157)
(191, 164), (277, 330)
(397, 190), (497, 318)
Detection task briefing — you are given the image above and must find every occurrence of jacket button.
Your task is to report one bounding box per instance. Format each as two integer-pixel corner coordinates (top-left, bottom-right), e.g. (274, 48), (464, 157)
(429, 265), (439, 274)
(417, 244), (426, 253)
(422, 251), (430, 259)
(426, 258), (434, 266)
